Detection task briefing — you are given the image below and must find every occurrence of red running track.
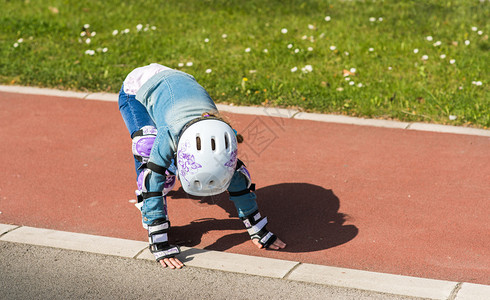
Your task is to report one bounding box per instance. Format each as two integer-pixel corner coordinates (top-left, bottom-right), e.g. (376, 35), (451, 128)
(1, 91), (489, 284)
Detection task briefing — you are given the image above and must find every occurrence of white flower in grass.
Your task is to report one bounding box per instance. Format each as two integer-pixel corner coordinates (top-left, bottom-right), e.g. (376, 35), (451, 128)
(83, 24), (90, 29)
(249, 70), (257, 74)
(151, 26), (156, 30)
(426, 36), (433, 41)
(302, 65), (313, 73)
(471, 26), (478, 31)
(465, 40), (470, 45)
(222, 34), (227, 39)
(13, 43), (19, 48)
(413, 48), (419, 54)
(308, 24), (315, 30)
(186, 62), (193, 67)
(349, 81), (355, 86)
(263, 49), (268, 53)
(330, 45), (336, 51)
(178, 63), (184, 67)
(350, 68), (356, 73)
(291, 66), (298, 72)
(281, 28), (288, 34)
(136, 24), (143, 31)
(472, 81), (483, 86)
(421, 55), (428, 60)
(345, 77), (351, 81)
(112, 30), (119, 36)
(245, 47), (251, 52)
(440, 54), (446, 59)
(369, 17), (376, 22)
(478, 30), (483, 35)
(344, 51), (349, 56)
(287, 44), (293, 49)
(85, 49), (95, 55)
(102, 47), (108, 53)
(449, 115), (457, 120)
(205, 69), (212, 74)
(307, 47), (313, 51)
(378, 17), (383, 22)
(91, 31), (96, 36)
(449, 59), (456, 64)
(204, 38), (209, 43)
(368, 48), (374, 52)
(388, 67), (393, 70)
(85, 38), (91, 44)
(302, 35), (308, 40)
(294, 48), (300, 53)
(433, 41), (441, 47)
(80, 31), (86, 37)
(325, 16), (331, 22)
(357, 83), (363, 88)
(123, 29), (130, 34)
(17, 38), (24, 43)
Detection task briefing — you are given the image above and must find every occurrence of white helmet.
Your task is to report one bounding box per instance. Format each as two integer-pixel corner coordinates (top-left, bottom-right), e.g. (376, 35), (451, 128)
(176, 118), (238, 196)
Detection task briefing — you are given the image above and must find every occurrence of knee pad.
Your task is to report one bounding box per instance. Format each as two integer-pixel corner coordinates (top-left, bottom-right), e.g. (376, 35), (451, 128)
(132, 126), (157, 163)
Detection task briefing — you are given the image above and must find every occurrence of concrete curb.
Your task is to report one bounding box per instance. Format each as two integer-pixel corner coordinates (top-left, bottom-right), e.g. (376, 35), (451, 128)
(1, 85), (489, 137)
(1, 223), (489, 299)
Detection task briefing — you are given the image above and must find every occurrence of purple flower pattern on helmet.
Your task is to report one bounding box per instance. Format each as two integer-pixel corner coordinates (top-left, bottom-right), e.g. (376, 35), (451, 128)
(177, 140), (202, 185)
(224, 149), (238, 168)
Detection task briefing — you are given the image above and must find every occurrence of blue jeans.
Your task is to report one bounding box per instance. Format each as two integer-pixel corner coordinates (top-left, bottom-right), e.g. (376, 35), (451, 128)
(118, 71), (258, 225)
(118, 85), (156, 178)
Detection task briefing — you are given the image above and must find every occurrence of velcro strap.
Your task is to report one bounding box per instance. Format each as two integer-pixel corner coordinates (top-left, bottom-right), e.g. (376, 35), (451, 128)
(241, 211), (261, 227)
(131, 126), (158, 139)
(147, 162), (167, 175)
(150, 245), (181, 260)
(148, 222), (169, 235)
(259, 231), (276, 247)
(246, 217), (268, 236)
(229, 183), (255, 197)
(149, 233), (168, 244)
(142, 191), (163, 199)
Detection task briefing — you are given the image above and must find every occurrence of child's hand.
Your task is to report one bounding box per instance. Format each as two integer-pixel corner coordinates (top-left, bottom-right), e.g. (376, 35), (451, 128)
(252, 237), (286, 250)
(159, 257), (184, 269)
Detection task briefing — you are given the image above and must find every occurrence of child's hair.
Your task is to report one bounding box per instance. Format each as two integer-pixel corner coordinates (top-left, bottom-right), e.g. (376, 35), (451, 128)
(202, 112), (244, 143)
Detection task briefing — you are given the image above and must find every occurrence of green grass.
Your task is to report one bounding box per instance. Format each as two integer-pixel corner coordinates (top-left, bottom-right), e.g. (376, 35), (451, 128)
(1, 0), (489, 128)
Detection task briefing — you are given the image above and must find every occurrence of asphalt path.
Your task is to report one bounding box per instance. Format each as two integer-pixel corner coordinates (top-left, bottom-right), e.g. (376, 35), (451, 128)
(0, 241), (422, 300)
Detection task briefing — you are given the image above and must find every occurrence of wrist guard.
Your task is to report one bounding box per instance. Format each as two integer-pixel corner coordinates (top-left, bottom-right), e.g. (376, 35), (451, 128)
(148, 219), (180, 261)
(240, 210), (277, 248)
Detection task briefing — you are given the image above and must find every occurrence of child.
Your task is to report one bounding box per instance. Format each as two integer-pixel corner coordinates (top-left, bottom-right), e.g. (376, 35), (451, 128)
(118, 63), (286, 269)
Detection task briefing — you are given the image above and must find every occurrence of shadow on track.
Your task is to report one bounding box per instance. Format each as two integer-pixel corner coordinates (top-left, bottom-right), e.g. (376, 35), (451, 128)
(168, 183), (358, 253)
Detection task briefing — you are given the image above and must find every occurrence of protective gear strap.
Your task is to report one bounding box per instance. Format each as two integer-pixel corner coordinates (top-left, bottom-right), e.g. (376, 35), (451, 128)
(148, 219), (180, 261)
(147, 162), (167, 175)
(142, 192), (163, 199)
(240, 210), (277, 249)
